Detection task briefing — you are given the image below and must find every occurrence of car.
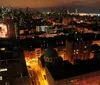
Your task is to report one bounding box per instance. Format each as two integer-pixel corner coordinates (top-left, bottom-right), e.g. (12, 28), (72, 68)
(27, 66), (31, 68)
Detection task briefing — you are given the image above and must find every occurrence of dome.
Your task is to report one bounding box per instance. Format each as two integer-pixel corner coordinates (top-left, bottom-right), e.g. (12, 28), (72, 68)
(44, 47), (58, 58)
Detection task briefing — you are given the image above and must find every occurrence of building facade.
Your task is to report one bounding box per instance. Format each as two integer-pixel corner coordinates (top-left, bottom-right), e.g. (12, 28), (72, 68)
(0, 39), (30, 85)
(66, 40), (93, 64)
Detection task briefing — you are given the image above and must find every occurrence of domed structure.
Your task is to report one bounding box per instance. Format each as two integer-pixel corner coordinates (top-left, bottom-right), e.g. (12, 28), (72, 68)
(44, 47), (58, 63)
(44, 47), (58, 58)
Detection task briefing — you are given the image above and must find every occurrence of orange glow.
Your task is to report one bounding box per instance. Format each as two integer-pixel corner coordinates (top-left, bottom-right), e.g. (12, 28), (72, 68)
(25, 55), (49, 85)
(92, 40), (100, 46)
(0, 23), (8, 38)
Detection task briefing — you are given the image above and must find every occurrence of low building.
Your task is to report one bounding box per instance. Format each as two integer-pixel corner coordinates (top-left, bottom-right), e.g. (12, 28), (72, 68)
(65, 33), (93, 64)
(38, 47), (100, 85)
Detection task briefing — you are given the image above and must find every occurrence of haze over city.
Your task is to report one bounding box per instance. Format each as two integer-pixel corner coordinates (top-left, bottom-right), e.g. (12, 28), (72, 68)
(0, 0), (100, 13)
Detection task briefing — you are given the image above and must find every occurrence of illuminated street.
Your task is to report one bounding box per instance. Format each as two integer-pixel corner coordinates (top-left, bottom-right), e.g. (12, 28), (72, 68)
(26, 58), (48, 85)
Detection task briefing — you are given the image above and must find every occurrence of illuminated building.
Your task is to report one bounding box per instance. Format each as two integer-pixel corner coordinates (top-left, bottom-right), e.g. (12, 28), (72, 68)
(62, 18), (69, 26)
(36, 26), (52, 32)
(5, 19), (16, 38)
(39, 48), (100, 85)
(24, 48), (43, 61)
(0, 39), (30, 85)
(0, 19), (16, 38)
(65, 34), (93, 64)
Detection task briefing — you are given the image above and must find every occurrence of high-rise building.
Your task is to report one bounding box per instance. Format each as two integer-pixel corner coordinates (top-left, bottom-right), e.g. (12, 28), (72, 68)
(0, 39), (30, 85)
(75, 9), (78, 14)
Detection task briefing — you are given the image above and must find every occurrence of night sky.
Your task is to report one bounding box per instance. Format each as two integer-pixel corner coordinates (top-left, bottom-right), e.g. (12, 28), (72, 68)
(0, 0), (100, 13)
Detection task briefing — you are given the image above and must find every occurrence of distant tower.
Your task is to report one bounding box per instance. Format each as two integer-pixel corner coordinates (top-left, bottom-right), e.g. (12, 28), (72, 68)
(67, 10), (70, 14)
(75, 9), (78, 14)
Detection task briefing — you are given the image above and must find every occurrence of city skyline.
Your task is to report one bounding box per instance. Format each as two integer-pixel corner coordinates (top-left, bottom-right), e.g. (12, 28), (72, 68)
(0, 2), (100, 84)
(0, 0), (100, 13)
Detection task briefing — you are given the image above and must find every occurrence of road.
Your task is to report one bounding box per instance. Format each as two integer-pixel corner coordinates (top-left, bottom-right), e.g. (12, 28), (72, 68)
(26, 58), (48, 85)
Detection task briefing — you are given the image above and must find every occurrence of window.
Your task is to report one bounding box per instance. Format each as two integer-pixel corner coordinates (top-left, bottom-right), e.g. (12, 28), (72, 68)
(46, 57), (49, 61)
(76, 52), (78, 54)
(75, 32), (77, 34)
(49, 58), (52, 62)
(76, 49), (79, 52)
(0, 76), (2, 80)
(5, 82), (10, 85)
(61, 41), (64, 44)
(0, 48), (5, 51)
(20, 30), (24, 34)
(84, 51), (86, 53)
(0, 68), (7, 72)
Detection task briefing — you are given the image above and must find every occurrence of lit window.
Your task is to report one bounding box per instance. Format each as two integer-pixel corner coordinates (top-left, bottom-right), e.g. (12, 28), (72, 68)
(0, 76), (2, 80)
(30, 46), (32, 47)
(5, 82), (10, 85)
(75, 32), (77, 34)
(74, 50), (75, 52)
(76, 52), (78, 54)
(84, 46), (87, 48)
(61, 41), (64, 44)
(20, 30), (24, 34)
(76, 49), (79, 51)
(77, 38), (78, 41)
(0, 48), (5, 51)
(0, 68), (7, 72)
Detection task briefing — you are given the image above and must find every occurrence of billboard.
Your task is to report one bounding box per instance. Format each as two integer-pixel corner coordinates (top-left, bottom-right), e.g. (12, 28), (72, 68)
(0, 23), (8, 38)
(0, 19), (16, 38)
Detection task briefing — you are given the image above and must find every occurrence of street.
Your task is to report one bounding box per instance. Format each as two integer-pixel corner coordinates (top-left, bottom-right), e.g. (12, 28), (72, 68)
(26, 58), (48, 85)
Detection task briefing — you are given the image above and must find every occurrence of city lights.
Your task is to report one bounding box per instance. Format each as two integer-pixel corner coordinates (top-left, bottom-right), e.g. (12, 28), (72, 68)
(0, 2), (100, 85)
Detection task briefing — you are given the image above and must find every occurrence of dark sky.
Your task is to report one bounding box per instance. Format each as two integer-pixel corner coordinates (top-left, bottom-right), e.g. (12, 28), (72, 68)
(0, 0), (100, 13)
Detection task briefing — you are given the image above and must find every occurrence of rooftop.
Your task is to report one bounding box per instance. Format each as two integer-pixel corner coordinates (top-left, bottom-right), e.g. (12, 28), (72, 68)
(47, 58), (100, 80)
